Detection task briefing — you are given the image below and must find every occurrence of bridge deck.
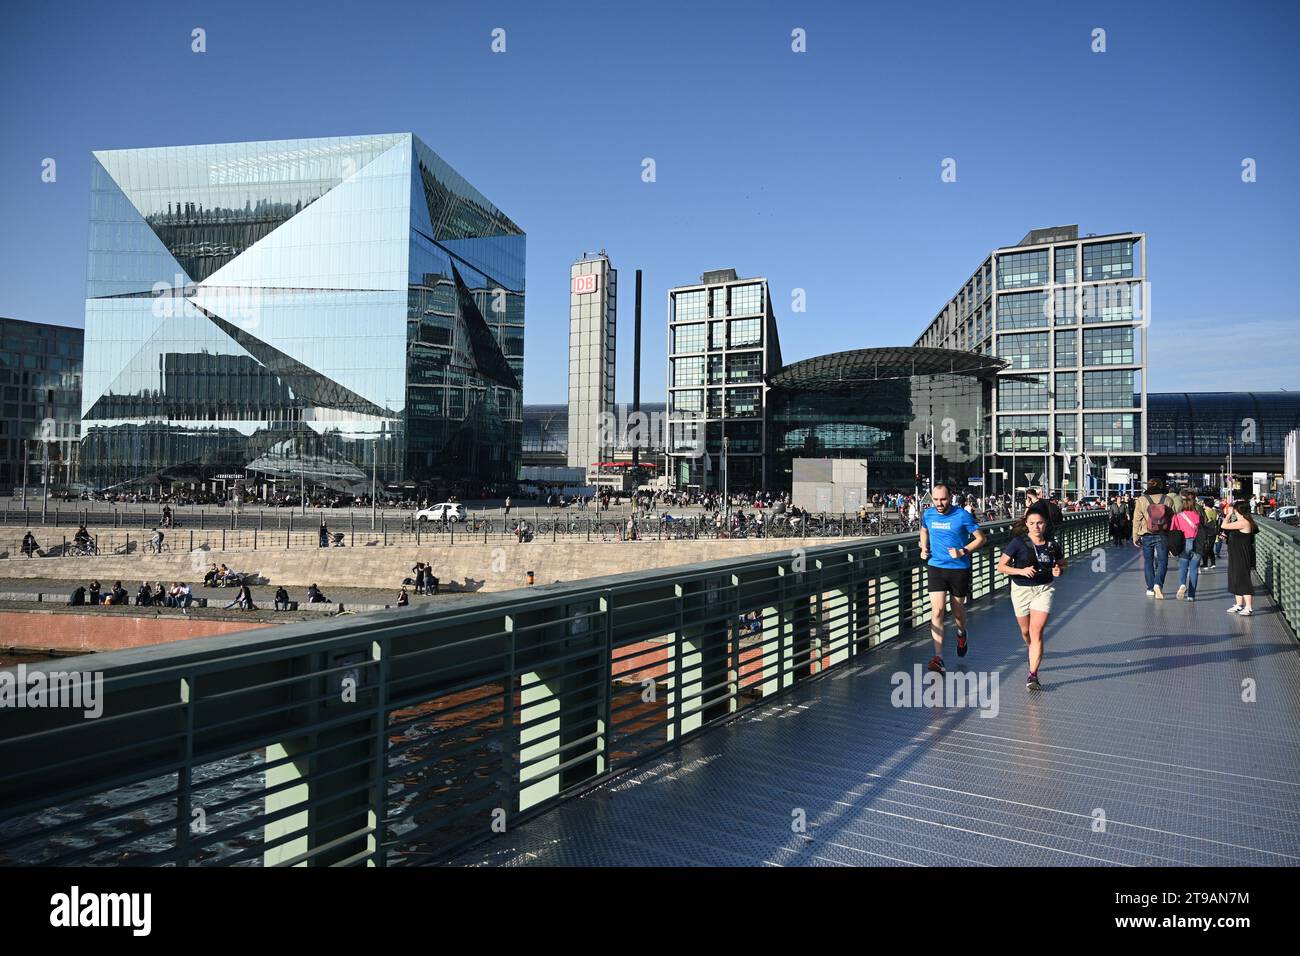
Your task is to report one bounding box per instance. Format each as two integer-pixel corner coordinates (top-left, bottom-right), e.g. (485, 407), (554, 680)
(453, 546), (1300, 866)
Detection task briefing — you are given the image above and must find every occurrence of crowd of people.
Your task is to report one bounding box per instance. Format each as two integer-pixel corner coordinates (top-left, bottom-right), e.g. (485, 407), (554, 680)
(918, 477), (1266, 696)
(67, 579), (194, 610)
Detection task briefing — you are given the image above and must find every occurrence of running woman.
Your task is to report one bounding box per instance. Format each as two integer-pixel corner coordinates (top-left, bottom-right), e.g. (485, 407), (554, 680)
(997, 511), (1066, 691)
(919, 484), (986, 675)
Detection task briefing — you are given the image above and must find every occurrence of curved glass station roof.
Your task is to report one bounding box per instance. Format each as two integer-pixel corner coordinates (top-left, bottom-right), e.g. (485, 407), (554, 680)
(770, 346), (1008, 391)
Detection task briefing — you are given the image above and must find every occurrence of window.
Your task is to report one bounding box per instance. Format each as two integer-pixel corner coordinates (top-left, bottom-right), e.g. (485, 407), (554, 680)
(997, 250), (1049, 290)
(1084, 369), (1141, 408)
(996, 332), (1049, 369)
(1082, 283), (1137, 324)
(709, 321), (725, 349)
(1054, 415), (1078, 453)
(726, 387), (762, 418)
(998, 415), (1049, 452)
(672, 356), (704, 387)
(674, 290), (707, 321)
(671, 389), (703, 413)
(1054, 371), (1079, 409)
(1082, 241), (1135, 281)
(1084, 413), (1140, 451)
(1054, 330), (1078, 367)
(1054, 247), (1076, 284)
(672, 323), (706, 353)
(730, 283), (763, 316)
(1083, 326), (1135, 366)
(708, 354), (725, 384)
(710, 287), (727, 318)
(726, 352), (762, 383)
(997, 291), (1049, 330)
(998, 375), (1048, 412)
(728, 318), (762, 347)
(1053, 288), (1076, 325)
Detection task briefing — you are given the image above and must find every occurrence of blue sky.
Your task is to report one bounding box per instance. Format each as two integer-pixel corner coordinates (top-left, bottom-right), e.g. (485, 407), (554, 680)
(1, 0), (1297, 400)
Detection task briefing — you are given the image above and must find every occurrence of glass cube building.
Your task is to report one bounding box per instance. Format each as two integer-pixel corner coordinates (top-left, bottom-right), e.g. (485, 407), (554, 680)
(80, 134), (524, 496)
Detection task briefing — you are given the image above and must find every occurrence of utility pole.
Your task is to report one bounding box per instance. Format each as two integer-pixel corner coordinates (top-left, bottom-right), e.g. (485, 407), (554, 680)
(722, 436), (730, 514)
(928, 417), (935, 494)
(371, 440), (378, 530)
(21, 441), (28, 507)
(42, 439), (49, 522)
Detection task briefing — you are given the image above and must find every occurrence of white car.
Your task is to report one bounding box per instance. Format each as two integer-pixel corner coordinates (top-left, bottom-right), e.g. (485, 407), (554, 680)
(416, 502), (467, 523)
(1271, 505), (1297, 522)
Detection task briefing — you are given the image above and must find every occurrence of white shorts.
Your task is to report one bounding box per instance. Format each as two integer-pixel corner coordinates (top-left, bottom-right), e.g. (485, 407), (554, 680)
(1010, 583), (1055, 617)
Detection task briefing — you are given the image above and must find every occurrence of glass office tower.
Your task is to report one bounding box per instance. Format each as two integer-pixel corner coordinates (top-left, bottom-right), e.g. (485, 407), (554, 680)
(80, 134), (524, 496)
(914, 225), (1147, 495)
(0, 318), (83, 492)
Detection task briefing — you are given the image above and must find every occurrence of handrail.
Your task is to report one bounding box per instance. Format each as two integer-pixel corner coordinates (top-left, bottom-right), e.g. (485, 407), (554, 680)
(0, 511), (1110, 867)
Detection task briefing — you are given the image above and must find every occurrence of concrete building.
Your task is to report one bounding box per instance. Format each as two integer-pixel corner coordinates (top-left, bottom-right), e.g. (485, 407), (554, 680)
(666, 269), (783, 491)
(0, 317), (83, 493)
(566, 252), (617, 472)
(914, 225), (1148, 496)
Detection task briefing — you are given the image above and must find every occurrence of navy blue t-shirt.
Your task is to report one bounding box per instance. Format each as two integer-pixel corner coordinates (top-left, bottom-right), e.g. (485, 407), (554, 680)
(921, 506), (980, 569)
(1003, 535), (1062, 586)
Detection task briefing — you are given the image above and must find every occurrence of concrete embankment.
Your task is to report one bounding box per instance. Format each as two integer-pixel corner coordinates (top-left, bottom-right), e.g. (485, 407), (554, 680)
(0, 537), (863, 592)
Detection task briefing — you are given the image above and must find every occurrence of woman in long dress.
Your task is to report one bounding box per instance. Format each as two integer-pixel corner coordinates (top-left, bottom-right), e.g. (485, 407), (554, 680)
(1222, 500), (1257, 616)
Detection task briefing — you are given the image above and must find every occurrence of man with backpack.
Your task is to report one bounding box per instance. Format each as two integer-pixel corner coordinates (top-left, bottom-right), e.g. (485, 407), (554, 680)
(1132, 478), (1178, 599)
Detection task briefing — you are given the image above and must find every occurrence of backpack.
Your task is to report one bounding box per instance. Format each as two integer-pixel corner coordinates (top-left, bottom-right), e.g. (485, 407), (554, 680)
(1144, 494), (1171, 533)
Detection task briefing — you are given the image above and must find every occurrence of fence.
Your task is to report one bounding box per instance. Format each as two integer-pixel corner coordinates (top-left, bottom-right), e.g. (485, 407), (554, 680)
(1255, 517), (1300, 638)
(0, 513), (916, 559)
(0, 511), (1109, 867)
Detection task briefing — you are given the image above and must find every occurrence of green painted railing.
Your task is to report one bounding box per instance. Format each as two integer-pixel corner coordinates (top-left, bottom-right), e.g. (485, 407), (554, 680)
(0, 511), (1108, 867)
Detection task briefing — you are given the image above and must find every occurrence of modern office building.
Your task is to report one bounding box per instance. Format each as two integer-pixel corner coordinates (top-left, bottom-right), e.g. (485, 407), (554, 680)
(566, 252), (617, 471)
(666, 269), (783, 491)
(0, 318), (83, 492)
(914, 225), (1147, 495)
(80, 133), (524, 495)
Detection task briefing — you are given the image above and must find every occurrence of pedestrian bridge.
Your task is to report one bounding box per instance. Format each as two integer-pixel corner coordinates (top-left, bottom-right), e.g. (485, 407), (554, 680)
(2, 512), (1297, 867)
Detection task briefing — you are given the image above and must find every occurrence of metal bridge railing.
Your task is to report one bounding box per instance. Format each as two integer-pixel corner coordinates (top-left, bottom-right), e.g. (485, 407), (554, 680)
(0, 512), (1109, 867)
(1255, 517), (1300, 638)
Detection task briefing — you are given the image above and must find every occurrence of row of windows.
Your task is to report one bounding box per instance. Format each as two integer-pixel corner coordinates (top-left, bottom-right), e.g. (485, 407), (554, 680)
(999, 327), (1139, 369)
(996, 370), (1140, 411)
(997, 250), (1049, 290)
(672, 283), (765, 322)
(1082, 240), (1136, 280)
(671, 318), (764, 353)
(998, 413), (1141, 452)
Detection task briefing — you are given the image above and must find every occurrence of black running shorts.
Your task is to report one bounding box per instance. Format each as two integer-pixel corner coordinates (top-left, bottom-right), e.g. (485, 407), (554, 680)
(927, 565), (972, 599)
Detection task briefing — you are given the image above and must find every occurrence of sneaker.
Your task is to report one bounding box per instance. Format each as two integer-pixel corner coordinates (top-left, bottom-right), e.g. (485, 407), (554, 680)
(1238, 608), (1253, 617)
(1146, 589), (1154, 597)
(1153, 585), (1164, 600)
(1227, 605), (1242, 614)
(1176, 585), (1187, 599)
(1026, 672), (1042, 692)
(927, 655), (945, 675)
(1185, 595), (1195, 602)
(956, 627), (969, 658)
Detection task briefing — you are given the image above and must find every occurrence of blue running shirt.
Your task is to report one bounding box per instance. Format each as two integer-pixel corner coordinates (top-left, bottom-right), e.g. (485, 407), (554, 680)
(921, 506), (979, 569)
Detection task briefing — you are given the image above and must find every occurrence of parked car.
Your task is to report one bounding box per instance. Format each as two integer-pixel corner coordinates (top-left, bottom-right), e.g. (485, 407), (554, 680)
(1078, 496), (1104, 509)
(1270, 505), (1298, 526)
(416, 502), (467, 523)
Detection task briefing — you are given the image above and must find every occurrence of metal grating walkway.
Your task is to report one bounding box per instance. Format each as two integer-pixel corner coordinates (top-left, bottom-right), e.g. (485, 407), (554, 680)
(452, 546), (1300, 866)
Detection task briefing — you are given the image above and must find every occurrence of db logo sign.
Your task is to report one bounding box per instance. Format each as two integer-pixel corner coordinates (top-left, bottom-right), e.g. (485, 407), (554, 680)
(572, 274), (598, 295)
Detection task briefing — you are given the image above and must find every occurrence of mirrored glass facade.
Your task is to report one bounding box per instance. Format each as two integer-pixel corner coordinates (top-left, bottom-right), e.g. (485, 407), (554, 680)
(0, 318), (83, 491)
(80, 134), (524, 495)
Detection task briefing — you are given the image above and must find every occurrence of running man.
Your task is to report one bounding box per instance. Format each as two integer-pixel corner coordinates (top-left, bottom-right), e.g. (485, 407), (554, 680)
(919, 484), (986, 675)
(997, 511), (1066, 691)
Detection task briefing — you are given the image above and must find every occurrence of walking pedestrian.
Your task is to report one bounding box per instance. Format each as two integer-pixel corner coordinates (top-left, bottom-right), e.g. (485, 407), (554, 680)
(1132, 478), (1177, 599)
(997, 511), (1066, 691)
(1171, 490), (1202, 601)
(1222, 500), (1257, 616)
(918, 484), (986, 675)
